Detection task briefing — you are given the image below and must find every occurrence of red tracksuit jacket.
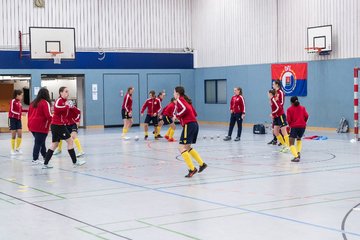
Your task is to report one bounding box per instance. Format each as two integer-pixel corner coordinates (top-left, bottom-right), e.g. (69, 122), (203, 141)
(276, 89), (285, 107)
(161, 102), (176, 117)
(175, 97), (197, 126)
(8, 99), (22, 120)
(28, 99), (52, 133)
(66, 107), (81, 125)
(230, 95), (246, 114)
(52, 97), (70, 125)
(287, 105), (309, 128)
(122, 93), (132, 112)
(141, 98), (161, 116)
(270, 97), (284, 118)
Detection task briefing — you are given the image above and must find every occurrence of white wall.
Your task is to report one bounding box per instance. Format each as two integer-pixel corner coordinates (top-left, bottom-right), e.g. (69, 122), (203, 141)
(41, 79), (77, 100)
(192, 0), (360, 67)
(0, 0), (191, 51)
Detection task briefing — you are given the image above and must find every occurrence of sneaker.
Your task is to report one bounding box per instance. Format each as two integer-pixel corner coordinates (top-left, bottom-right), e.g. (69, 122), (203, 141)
(157, 134), (163, 138)
(42, 164), (53, 169)
(297, 152), (301, 159)
(53, 149), (62, 155)
(277, 142), (282, 146)
(74, 160), (86, 167)
(199, 163), (208, 173)
(122, 136), (131, 140)
(168, 138), (176, 142)
(154, 135), (160, 140)
(291, 157), (300, 162)
(10, 150), (17, 156)
(15, 149), (23, 154)
(76, 151), (85, 158)
(185, 168), (198, 178)
(223, 136), (231, 141)
(32, 159), (42, 165)
(267, 139), (276, 145)
(280, 146), (289, 153)
(144, 135), (148, 140)
(164, 135), (169, 140)
(234, 137), (240, 141)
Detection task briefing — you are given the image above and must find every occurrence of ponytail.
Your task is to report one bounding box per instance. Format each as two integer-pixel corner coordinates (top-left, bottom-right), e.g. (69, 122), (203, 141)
(290, 96), (300, 106)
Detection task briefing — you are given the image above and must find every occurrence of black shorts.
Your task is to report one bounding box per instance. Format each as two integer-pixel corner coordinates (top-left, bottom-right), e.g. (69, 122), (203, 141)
(180, 122), (199, 145)
(290, 127), (306, 139)
(9, 118), (22, 130)
(66, 124), (78, 133)
(161, 115), (173, 125)
(144, 115), (158, 126)
(122, 109), (132, 119)
(273, 114), (288, 127)
(51, 124), (71, 143)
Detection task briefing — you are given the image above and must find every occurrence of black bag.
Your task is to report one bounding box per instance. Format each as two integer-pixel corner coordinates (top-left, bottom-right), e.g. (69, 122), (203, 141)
(253, 124), (266, 134)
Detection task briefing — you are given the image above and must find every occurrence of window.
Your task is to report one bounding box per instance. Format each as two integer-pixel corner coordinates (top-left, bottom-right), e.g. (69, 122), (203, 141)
(205, 79), (227, 104)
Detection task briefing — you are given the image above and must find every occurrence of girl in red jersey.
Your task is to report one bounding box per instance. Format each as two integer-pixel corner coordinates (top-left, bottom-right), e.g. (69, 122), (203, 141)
(174, 86), (207, 178)
(159, 97), (177, 142)
(28, 88), (52, 164)
(287, 96), (309, 162)
(42, 87), (86, 168)
(268, 80), (285, 145)
(268, 89), (289, 152)
(121, 87), (134, 139)
(54, 105), (85, 157)
(224, 87), (245, 141)
(8, 90), (23, 155)
(141, 90), (161, 140)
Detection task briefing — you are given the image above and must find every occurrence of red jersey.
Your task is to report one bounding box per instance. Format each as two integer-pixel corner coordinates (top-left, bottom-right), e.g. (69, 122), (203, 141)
(175, 97), (197, 126)
(28, 99), (52, 133)
(67, 107), (81, 125)
(230, 95), (246, 113)
(270, 97), (284, 118)
(141, 98), (161, 116)
(122, 93), (132, 112)
(52, 97), (70, 125)
(276, 89), (285, 107)
(8, 99), (22, 120)
(161, 102), (176, 117)
(287, 105), (309, 128)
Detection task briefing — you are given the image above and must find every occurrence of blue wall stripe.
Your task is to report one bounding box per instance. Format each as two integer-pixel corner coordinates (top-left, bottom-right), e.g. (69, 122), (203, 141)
(0, 51), (193, 69)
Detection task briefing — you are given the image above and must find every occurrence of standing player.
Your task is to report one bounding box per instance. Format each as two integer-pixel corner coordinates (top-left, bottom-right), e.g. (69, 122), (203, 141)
(268, 80), (285, 145)
(223, 87), (245, 141)
(121, 87), (134, 139)
(287, 96), (309, 162)
(160, 97), (177, 142)
(53, 105), (85, 157)
(28, 88), (52, 164)
(155, 91), (165, 138)
(8, 90), (23, 155)
(268, 89), (289, 152)
(141, 90), (161, 140)
(42, 87), (86, 168)
(174, 86), (207, 178)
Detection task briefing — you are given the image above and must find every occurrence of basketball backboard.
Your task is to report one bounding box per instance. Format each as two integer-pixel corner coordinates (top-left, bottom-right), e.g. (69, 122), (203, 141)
(29, 27), (76, 60)
(307, 25), (332, 55)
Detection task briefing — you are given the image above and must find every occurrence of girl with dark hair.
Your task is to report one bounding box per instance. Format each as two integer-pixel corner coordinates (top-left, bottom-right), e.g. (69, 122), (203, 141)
(160, 97), (177, 142)
(8, 89), (23, 155)
(141, 90), (161, 140)
(286, 96), (309, 162)
(42, 87), (86, 168)
(268, 89), (289, 152)
(174, 86), (207, 178)
(268, 80), (285, 145)
(224, 87), (245, 141)
(121, 87), (134, 139)
(28, 88), (52, 164)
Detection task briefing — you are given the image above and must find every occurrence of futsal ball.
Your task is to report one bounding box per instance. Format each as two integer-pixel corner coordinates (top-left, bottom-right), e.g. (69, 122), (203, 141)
(210, 136), (214, 140)
(350, 139), (356, 143)
(134, 136), (139, 141)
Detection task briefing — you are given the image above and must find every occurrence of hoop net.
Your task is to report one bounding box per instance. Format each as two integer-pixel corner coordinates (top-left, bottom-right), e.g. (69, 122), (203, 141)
(49, 51), (63, 64)
(304, 47), (322, 54)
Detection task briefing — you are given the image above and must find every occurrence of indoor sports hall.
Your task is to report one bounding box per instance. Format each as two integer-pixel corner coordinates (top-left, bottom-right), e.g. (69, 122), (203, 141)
(0, 1), (359, 239)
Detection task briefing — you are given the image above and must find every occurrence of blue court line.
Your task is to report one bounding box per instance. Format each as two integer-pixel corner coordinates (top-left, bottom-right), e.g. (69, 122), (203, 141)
(60, 168), (360, 238)
(156, 163), (360, 189)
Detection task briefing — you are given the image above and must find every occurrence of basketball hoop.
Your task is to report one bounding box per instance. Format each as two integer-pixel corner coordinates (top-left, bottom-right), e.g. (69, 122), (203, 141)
(304, 47), (322, 54)
(49, 51), (63, 64)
